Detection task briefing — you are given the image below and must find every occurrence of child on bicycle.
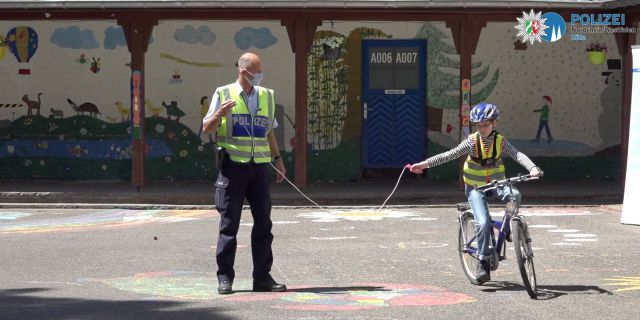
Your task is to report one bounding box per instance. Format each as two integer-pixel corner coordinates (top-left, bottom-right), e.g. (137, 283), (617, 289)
(408, 103), (543, 284)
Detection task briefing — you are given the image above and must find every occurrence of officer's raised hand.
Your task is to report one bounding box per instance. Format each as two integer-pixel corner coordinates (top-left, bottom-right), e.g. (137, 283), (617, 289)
(216, 100), (236, 117)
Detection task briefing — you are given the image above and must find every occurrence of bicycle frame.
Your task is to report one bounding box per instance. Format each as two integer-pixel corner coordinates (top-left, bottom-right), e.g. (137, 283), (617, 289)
(459, 175), (536, 261)
(458, 174), (539, 297)
(460, 199), (516, 261)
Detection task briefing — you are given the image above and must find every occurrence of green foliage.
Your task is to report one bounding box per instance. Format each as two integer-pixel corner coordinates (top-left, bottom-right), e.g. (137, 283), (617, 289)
(1, 115), (129, 140)
(470, 69), (500, 105)
(414, 23), (499, 110)
(307, 30), (349, 151)
(284, 140), (361, 182)
(0, 115), (216, 180)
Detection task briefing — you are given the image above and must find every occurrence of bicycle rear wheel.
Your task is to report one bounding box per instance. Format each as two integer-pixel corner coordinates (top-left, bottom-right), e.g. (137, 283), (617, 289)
(512, 219), (537, 298)
(458, 211), (481, 284)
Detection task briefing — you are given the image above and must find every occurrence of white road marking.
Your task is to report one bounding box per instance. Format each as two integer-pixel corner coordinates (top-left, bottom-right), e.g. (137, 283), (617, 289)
(310, 236), (359, 240)
(273, 221), (300, 224)
(548, 229), (581, 233)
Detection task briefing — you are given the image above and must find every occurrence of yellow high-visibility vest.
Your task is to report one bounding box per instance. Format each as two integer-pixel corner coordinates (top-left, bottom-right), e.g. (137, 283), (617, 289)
(215, 84), (275, 163)
(463, 132), (506, 187)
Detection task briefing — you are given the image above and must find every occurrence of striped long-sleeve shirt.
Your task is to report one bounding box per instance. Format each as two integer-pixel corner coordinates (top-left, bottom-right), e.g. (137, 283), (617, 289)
(426, 132), (537, 171)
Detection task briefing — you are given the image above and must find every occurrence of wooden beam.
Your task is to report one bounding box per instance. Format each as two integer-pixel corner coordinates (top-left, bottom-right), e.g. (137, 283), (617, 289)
(0, 7), (623, 22)
(281, 19), (296, 53)
(290, 18), (320, 187)
(117, 18), (157, 188)
(447, 16), (486, 187)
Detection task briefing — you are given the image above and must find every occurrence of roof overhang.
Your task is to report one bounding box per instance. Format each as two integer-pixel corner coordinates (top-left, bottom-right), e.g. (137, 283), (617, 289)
(0, 0), (639, 10)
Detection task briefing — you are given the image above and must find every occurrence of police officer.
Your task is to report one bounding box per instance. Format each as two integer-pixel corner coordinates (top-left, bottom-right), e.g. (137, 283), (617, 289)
(202, 52), (286, 294)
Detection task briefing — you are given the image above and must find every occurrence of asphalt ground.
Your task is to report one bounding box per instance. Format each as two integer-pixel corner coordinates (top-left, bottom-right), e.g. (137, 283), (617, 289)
(0, 204), (638, 320)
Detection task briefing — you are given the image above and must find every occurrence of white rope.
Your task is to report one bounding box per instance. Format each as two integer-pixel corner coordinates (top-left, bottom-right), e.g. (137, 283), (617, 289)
(270, 161), (409, 212)
(268, 162), (332, 213)
(377, 166), (408, 211)
(225, 101), (410, 213)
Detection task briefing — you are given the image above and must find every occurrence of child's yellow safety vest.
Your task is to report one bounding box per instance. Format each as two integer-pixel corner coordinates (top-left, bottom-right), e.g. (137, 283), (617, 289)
(463, 131), (506, 187)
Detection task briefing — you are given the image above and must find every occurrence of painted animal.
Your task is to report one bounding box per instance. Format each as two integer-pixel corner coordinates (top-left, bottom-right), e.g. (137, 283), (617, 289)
(106, 115), (119, 123)
(145, 98), (162, 117)
(23, 93), (42, 117)
(162, 101), (185, 122)
(49, 108), (64, 119)
(115, 101), (130, 121)
(67, 98), (101, 118)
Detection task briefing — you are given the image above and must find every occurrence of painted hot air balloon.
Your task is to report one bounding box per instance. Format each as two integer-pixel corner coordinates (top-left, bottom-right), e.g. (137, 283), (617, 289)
(5, 26), (38, 75)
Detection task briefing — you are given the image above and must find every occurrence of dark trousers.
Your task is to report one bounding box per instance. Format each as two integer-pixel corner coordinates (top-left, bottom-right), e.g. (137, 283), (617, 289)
(535, 120), (552, 141)
(214, 160), (273, 282)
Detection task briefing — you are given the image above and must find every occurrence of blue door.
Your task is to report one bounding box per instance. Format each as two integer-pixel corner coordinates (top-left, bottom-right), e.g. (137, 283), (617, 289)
(362, 39), (427, 168)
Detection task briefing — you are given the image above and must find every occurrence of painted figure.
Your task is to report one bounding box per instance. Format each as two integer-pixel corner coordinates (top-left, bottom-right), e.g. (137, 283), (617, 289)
(532, 95), (553, 143)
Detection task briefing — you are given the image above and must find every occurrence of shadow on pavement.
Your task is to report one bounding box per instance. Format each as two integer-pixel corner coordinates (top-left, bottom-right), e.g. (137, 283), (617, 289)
(231, 285), (390, 294)
(0, 288), (236, 320)
(479, 282), (613, 300)
(286, 285), (390, 293)
(535, 285), (614, 300)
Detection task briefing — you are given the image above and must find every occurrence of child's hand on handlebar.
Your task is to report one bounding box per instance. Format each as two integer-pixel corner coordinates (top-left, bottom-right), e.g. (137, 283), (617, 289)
(530, 166), (544, 177)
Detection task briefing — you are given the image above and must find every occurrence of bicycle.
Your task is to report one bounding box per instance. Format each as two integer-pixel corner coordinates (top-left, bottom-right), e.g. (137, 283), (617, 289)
(457, 174), (540, 298)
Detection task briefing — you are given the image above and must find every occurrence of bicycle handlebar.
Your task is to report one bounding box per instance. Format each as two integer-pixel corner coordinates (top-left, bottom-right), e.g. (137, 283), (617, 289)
(475, 174), (540, 192)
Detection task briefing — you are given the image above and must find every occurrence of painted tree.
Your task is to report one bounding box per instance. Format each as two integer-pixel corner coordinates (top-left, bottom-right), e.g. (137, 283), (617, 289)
(414, 22), (499, 110)
(307, 30), (348, 150)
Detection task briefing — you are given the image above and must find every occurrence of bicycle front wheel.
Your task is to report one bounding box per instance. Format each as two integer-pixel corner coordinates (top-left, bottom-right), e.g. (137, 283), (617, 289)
(512, 219), (537, 298)
(458, 211), (481, 284)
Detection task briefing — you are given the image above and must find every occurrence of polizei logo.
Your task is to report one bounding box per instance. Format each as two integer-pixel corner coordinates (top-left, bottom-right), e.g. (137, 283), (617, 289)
(515, 10), (566, 44)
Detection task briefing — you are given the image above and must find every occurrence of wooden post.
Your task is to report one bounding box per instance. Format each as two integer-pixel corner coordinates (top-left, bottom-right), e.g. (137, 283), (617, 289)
(282, 18), (320, 187)
(447, 16), (485, 188)
(118, 17), (157, 188)
(615, 23), (637, 187)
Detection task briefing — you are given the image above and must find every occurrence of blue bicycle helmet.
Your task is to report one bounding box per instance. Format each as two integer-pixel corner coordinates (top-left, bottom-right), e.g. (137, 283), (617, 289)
(469, 103), (500, 122)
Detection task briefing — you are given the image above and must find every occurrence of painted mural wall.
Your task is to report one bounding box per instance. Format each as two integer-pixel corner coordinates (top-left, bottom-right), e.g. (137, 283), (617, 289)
(303, 21), (624, 181)
(432, 22), (623, 180)
(0, 20), (293, 180)
(0, 21), (133, 179)
(0, 19), (627, 181)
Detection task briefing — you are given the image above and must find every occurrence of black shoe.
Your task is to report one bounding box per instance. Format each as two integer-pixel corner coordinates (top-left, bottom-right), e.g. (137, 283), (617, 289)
(476, 260), (491, 284)
(253, 275), (287, 292)
(218, 280), (233, 294)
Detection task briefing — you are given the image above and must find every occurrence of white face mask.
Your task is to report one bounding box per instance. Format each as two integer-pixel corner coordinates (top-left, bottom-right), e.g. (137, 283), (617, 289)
(243, 70), (264, 87)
